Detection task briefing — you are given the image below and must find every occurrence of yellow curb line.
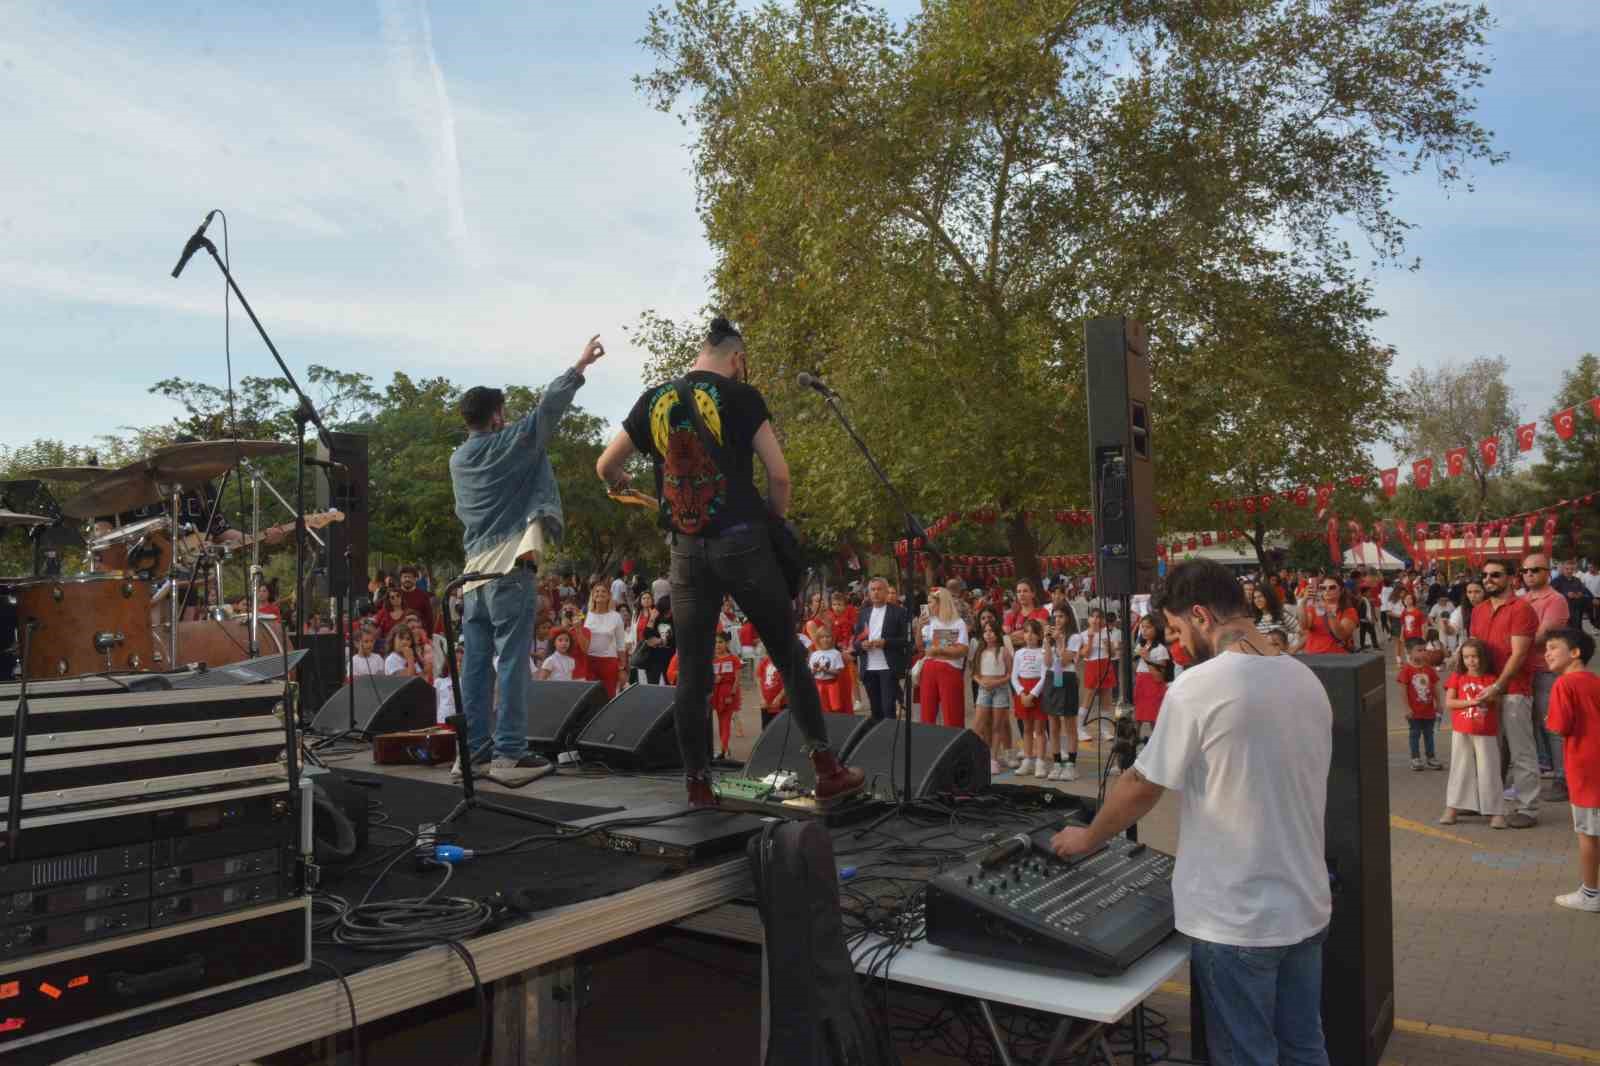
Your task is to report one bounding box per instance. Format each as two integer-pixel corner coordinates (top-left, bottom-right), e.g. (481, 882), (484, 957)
(1389, 813), (1479, 846)
(1151, 983), (1599, 1062)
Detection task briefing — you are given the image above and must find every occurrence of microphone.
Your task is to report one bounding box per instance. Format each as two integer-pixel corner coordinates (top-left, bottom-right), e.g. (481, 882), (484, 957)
(170, 210), (219, 279)
(796, 372), (837, 398)
(303, 457), (348, 473)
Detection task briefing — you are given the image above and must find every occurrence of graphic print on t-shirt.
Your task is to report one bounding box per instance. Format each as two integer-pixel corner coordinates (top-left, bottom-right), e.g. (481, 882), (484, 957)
(644, 381), (727, 535)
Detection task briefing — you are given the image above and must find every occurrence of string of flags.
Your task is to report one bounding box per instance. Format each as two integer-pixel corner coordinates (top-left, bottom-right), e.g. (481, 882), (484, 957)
(1209, 397), (1600, 513)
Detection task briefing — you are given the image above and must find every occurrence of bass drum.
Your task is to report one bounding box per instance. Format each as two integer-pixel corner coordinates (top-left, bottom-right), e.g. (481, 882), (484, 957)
(11, 575), (156, 678)
(161, 617), (293, 670)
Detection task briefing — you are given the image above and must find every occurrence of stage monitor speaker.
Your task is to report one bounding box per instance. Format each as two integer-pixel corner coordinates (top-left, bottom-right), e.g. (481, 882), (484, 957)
(526, 680), (609, 755)
(308, 674), (435, 738)
(1192, 653), (1393, 1066)
(1084, 316), (1155, 596)
(743, 711), (877, 788)
(294, 633), (344, 713)
(315, 431), (369, 600)
(844, 720), (991, 800)
(576, 685), (681, 770)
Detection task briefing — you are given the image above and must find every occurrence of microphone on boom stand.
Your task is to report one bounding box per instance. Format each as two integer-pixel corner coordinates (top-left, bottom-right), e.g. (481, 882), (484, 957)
(796, 372), (838, 399)
(169, 210), (219, 279)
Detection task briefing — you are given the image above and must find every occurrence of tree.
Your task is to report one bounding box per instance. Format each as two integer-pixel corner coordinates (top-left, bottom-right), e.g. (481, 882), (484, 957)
(1391, 356), (1522, 518)
(637, 0), (1499, 582)
(1533, 353), (1600, 559)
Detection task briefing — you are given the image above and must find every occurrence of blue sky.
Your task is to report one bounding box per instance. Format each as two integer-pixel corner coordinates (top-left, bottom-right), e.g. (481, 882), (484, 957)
(1, 0), (1596, 457)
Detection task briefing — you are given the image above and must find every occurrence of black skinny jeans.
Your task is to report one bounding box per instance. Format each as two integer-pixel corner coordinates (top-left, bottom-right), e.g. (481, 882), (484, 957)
(669, 526), (829, 775)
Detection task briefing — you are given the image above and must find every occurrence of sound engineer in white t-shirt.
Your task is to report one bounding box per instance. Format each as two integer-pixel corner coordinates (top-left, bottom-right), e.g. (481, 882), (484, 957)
(1051, 559), (1333, 1066)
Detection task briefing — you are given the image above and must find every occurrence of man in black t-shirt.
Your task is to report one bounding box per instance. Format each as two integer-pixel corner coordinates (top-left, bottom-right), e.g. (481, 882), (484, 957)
(598, 317), (864, 808)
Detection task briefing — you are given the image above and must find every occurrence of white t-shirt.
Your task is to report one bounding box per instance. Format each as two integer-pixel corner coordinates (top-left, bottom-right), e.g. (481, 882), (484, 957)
(1068, 630), (1116, 661)
(1583, 571), (1600, 598)
(610, 578), (628, 608)
(1133, 651), (1332, 947)
(1011, 646), (1048, 694)
(864, 605), (890, 672)
(540, 652), (576, 681)
(651, 577), (671, 602)
(1135, 642), (1170, 675)
(384, 652), (414, 676)
(921, 618), (969, 672)
(585, 610), (625, 659)
(809, 648), (844, 678)
(433, 677), (456, 724)
(349, 652), (384, 678)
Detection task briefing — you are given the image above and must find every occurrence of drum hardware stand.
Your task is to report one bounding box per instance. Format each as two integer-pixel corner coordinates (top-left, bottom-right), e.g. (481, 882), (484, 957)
(237, 458), (327, 659)
(172, 228), (337, 804)
(6, 620), (38, 862)
(163, 483), (183, 666)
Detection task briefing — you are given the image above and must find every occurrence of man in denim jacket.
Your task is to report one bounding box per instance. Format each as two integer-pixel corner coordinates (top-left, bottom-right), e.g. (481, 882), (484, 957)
(449, 335), (605, 787)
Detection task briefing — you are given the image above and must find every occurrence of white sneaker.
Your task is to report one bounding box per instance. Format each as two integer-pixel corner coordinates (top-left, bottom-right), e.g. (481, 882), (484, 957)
(1006, 751), (1025, 769)
(1031, 759), (1050, 778)
(1061, 763), (1079, 782)
(487, 754), (554, 788)
(1077, 727), (1092, 742)
(1555, 889), (1600, 913)
(1047, 763), (1066, 781)
(990, 758), (1004, 775)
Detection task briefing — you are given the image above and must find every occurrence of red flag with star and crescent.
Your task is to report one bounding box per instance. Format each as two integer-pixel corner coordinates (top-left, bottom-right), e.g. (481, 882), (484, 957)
(1379, 468), (1398, 498)
(1588, 396), (1600, 422)
(1517, 423), (1537, 452)
(1554, 408), (1578, 441)
(1479, 436), (1499, 469)
(1412, 458), (1434, 491)
(1445, 447), (1468, 478)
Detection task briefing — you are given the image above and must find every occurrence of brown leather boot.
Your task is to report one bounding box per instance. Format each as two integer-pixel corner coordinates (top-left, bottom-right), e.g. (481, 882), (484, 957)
(686, 771), (719, 809)
(809, 748), (865, 807)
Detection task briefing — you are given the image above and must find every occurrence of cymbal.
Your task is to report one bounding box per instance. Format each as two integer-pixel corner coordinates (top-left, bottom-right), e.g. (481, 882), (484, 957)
(58, 440), (292, 520)
(26, 466), (112, 482)
(0, 510), (50, 529)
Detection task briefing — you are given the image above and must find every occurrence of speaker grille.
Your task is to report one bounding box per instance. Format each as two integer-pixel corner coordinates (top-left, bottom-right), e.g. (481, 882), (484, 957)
(526, 680), (608, 754)
(309, 675), (435, 737)
(744, 712), (875, 788)
(576, 685), (681, 769)
(844, 721), (990, 799)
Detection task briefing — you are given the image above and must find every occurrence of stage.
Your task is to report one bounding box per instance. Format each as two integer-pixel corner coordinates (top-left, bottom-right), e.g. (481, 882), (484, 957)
(46, 752), (1182, 1066)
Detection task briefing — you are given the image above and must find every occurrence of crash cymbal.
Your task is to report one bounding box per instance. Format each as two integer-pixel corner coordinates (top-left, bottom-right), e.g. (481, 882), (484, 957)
(140, 440), (292, 486)
(58, 466), (162, 520)
(0, 510), (50, 528)
(25, 466), (111, 482)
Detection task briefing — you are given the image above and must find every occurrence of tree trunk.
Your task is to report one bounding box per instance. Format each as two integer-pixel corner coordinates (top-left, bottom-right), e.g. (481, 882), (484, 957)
(1252, 519), (1269, 573)
(1006, 511), (1041, 596)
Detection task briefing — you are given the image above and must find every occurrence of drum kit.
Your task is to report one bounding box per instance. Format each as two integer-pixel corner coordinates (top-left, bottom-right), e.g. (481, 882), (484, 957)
(2, 440), (343, 681)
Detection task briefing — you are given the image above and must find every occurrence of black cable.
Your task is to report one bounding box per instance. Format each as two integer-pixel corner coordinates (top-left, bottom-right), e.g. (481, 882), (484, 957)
(309, 957), (362, 1066)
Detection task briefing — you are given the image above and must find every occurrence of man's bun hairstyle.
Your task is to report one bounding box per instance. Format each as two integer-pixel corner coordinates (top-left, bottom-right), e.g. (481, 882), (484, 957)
(706, 316), (742, 347)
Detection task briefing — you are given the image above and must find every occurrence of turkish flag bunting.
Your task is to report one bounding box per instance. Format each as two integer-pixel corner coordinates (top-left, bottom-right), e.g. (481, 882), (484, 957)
(1187, 537), (1198, 551)
(1517, 423), (1537, 452)
(1347, 521), (1366, 563)
(1440, 522), (1454, 549)
(1413, 523), (1431, 566)
(1498, 520), (1509, 559)
(1412, 458), (1434, 490)
(1445, 447), (1467, 478)
(1326, 516), (1341, 565)
(1555, 408), (1578, 440)
(1244, 497), (1257, 514)
(1372, 519), (1386, 548)
(1259, 494), (1274, 511)
(1523, 515), (1536, 548)
(1315, 483), (1335, 514)
(1379, 469), (1399, 498)
(1589, 396), (1600, 421)
(1545, 513), (1560, 548)
(1202, 532), (1213, 546)
(1294, 485), (1310, 507)
(1479, 436), (1500, 469)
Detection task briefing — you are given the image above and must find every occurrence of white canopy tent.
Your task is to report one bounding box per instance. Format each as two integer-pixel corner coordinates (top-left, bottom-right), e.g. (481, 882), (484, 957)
(1342, 543), (1406, 571)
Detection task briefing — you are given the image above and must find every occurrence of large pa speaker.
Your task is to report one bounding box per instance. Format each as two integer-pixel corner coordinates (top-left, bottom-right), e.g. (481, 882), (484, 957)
(1084, 317), (1155, 596)
(295, 633), (344, 713)
(844, 720), (991, 800)
(744, 711), (877, 789)
(316, 432), (369, 600)
(526, 680), (609, 755)
(308, 674), (435, 737)
(576, 685), (681, 769)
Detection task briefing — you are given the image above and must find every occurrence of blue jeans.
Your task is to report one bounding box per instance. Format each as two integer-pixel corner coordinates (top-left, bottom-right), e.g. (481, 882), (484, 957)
(1192, 926), (1330, 1066)
(459, 567), (535, 761)
(1534, 670), (1564, 780)
(1408, 717), (1436, 760)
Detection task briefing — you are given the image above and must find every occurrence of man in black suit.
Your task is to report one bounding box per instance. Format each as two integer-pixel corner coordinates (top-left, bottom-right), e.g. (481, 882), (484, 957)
(853, 576), (910, 721)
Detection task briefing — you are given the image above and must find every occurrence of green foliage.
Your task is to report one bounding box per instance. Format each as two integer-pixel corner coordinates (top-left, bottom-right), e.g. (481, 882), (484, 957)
(1533, 353), (1600, 558)
(635, 0), (1499, 580)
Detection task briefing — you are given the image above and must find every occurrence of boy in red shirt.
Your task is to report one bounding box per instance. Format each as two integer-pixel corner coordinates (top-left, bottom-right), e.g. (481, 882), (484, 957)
(756, 652), (787, 730)
(711, 633), (742, 760)
(1543, 627), (1600, 913)
(1397, 638), (1443, 771)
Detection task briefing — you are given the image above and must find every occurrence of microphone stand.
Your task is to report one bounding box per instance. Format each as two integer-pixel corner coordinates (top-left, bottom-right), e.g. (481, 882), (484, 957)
(436, 571), (556, 832)
(806, 387), (941, 831)
(177, 235), (335, 827)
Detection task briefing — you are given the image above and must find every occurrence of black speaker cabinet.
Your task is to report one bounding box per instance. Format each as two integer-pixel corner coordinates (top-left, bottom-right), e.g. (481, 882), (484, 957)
(576, 685), (681, 769)
(1084, 317), (1155, 596)
(844, 720), (991, 800)
(1188, 654), (1392, 1066)
(315, 431), (369, 599)
(295, 633), (344, 713)
(744, 711), (877, 788)
(308, 674), (435, 738)
(526, 680), (609, 755)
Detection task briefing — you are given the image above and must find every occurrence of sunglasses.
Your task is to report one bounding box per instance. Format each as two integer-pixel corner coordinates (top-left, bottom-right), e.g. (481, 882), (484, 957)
(1520, 566), (1547, 574)
(1482, 571), (1507, 579)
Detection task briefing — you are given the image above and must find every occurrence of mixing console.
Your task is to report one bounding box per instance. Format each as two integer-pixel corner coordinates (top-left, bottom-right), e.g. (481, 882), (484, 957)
(924, 821), (1175, 976)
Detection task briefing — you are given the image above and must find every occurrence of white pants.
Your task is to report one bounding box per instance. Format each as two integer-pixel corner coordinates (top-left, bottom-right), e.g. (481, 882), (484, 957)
(1446, 732), (1504, 816)
(1500, 694), (1540, 816)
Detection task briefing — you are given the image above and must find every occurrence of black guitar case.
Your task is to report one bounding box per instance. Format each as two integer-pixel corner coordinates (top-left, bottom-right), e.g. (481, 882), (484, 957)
(749, 819), (891, 1066)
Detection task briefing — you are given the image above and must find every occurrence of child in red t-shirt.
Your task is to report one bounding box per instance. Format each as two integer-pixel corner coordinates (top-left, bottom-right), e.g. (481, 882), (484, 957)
(1396, 638), (1443, 772)
(1397, 592), (1428, 666)
(1441, 639), (1505, 827)
(711, 633), (743, 759)
(756, 653), (786, 730)
(1543, 627), (1600, 913)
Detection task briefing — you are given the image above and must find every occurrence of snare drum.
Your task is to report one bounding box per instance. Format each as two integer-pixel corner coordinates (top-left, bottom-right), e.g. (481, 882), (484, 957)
(87, 515), (171, 579)
(10, 574), (157, 678)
